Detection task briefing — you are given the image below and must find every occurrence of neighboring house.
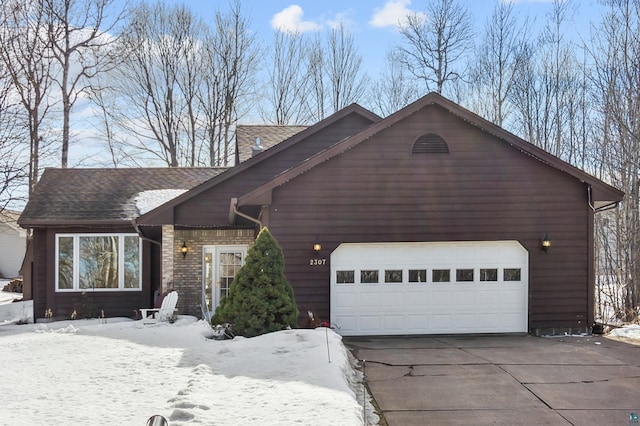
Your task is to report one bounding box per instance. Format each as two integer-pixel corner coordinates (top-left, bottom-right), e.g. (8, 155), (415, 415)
(0, 209), (27, 279)
(18, 93), (624, 335)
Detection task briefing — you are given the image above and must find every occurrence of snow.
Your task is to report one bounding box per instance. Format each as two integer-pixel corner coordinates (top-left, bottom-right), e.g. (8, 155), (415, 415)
(134, 189), (188, 215)
(608, 324), (640, 341)
(0, 314), (378, 425)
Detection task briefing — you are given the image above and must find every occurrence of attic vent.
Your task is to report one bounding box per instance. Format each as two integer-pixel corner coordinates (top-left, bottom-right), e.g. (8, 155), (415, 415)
(411, 133), (449, 154)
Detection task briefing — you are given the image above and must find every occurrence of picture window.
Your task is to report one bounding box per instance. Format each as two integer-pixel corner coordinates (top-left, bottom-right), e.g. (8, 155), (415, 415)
(56, 234), (141, 292)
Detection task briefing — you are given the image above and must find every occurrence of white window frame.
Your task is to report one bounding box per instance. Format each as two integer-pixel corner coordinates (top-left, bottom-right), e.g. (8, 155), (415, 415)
(55, 233), (142, 292)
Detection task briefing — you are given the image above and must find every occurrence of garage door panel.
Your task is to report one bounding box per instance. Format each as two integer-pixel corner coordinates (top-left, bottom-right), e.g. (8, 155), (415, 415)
(406, 315), (427, 330)
(456, 290), (477, 307)
(477, 290), (498, 305)
(335, 315), (356, 331)
(476, 313), (502, 328)
(331, 241), (528, 336)
(498, 287), (527, 304)
(383, 315), (405, 331)
(453, 313), (477, 329)
(429, 314), (454, 332)
(359, 291), (381, 308)
(359, 316), (381, 331)
(333, 292), (357, 309)
(383, 290), (405, 307)
(406, 291), (429, 307)
(430, 290), (453, 307)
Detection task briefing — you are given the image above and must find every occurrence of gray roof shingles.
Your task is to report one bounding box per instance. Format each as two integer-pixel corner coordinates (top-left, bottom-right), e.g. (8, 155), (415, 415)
(19, 168), (226, 226)
(236, 125), (307, 163)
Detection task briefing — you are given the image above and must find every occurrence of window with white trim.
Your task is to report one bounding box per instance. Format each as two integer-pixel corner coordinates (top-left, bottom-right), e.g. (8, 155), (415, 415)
(56, 234), (142, 291)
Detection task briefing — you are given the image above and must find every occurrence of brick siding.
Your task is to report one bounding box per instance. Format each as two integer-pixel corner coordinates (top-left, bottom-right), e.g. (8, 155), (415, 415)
(169, 228), (255, 317)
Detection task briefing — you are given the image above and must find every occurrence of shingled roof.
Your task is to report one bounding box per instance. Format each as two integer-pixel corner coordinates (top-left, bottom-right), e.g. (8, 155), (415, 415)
(19, 168), (226, 227)
(236, 125), (308, 163)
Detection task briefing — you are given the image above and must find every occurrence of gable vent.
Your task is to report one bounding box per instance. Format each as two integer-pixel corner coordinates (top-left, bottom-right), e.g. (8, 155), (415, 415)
(411, 133), (449, 154)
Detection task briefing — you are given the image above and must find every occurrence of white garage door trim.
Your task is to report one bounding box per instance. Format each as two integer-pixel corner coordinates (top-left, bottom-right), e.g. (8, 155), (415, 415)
(330, 241), (528, 336)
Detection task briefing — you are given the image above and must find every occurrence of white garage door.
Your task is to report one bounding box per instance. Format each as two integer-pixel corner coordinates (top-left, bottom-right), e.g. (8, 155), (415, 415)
(330, 241), (528, 336)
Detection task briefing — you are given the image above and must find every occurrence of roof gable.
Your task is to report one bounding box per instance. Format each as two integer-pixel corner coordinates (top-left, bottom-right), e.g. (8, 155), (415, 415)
(238, 92), (624, 208)
(138, 104), (381, 223)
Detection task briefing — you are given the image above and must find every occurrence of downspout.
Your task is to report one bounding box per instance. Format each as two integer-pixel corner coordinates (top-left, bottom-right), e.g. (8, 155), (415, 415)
(230, 197), (263, 230)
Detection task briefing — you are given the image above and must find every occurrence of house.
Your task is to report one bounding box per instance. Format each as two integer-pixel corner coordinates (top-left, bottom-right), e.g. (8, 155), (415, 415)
(18, 93), (624, 335)
(0, 209), (27, 279)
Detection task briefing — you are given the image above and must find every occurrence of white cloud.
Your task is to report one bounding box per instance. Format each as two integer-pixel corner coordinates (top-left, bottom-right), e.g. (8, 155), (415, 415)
(327, 10), (356, 30)
(271, 5), (322, 33)
(369, 0), (425, 29)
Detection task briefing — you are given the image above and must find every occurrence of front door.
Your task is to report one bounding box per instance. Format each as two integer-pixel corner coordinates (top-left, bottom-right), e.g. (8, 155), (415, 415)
(203, 245), (247, 317)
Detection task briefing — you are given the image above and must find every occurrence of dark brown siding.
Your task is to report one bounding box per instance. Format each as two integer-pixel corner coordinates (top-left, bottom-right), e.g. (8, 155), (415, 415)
(264, 105), (591, 331)
(31, 229), (47, 319)
(32, 227), (151, 320)
(173, 112), (375, 226)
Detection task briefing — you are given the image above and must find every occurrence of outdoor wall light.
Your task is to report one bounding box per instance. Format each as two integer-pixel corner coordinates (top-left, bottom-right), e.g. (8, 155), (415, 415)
(181, 241), (188, 258)
(313, 239), (322, 255)
(542, 234), (551, 253)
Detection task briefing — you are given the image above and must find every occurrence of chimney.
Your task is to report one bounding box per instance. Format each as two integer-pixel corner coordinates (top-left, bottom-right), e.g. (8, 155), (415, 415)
(252, 137), (263, 157)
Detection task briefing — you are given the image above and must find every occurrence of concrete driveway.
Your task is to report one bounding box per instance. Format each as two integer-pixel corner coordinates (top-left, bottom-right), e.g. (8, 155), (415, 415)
(344, 334), (640, 425)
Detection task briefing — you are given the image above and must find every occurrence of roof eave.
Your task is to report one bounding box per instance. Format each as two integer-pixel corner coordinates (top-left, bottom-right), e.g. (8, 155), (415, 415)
(18, 219), (139, 228)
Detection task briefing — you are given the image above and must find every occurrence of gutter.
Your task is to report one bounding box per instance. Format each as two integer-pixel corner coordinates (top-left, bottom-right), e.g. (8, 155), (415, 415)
(229, 197), (263, 230)
(588, 185), (620, 213)
(131, 218), (161, 246)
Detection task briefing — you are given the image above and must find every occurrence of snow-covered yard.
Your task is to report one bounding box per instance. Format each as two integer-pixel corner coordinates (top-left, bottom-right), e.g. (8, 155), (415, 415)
(0, 290), (377, 426)
(3, 284), (640, 426)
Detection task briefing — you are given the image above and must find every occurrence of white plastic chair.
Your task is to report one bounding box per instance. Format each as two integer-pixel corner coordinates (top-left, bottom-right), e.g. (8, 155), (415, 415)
(139, 291), (178, 323)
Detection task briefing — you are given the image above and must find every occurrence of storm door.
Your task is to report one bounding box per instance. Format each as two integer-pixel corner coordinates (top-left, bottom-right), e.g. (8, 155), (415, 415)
(203, 245), (247, 316)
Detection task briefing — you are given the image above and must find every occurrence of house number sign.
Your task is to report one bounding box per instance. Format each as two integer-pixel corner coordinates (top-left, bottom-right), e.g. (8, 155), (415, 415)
(309, 258), (326, 266)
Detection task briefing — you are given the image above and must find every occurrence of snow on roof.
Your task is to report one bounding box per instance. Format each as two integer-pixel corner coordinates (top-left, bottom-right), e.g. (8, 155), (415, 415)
(134, 189), (188, 215)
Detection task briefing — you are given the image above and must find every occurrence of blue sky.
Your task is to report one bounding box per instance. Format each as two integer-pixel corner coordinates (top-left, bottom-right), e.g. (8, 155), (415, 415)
(165, 0), (609, 74)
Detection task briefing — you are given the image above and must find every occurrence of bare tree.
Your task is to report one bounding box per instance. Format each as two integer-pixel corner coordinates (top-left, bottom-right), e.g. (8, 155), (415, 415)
(468, 1), (526, 127)
(306, 34), (326, 121)
(542, 0), (578, 158)
(97, 1), (257, 167)
(325, 23), (367, 113)
(261, 30), (311, 125)
(0, 0), (54, 197)
(591, 0), (640, 323)
(0, 63), (29, 211)
(113, 2), (201, 167)
(44, 0), (125, 168)
(205, 1), (259, 166)
(510, 0), (582, 160)
(369, 49), (420, 117)
(85, 75), (121, 167)
(175, 10), (206, 167)
(398, 0), (473, 95)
